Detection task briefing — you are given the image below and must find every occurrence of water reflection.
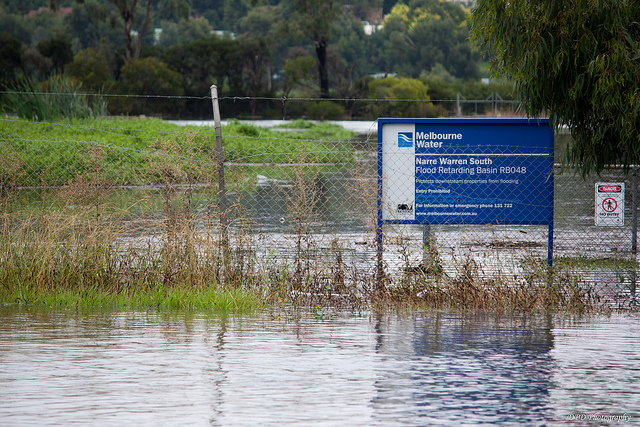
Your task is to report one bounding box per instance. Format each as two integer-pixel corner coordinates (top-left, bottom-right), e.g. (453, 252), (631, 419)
(549, 317), (640, 425)
(0, 308), (638, 426)
(371, 312), (555, 426)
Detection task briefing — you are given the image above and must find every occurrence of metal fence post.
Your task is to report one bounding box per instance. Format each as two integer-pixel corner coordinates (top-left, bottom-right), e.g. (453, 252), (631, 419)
(631, 167), (638, 302)
(632, 166), (638, 254)
(422, 223), (431, 264)
(210, 85), (229, 258)
(376, 190), (384, 293)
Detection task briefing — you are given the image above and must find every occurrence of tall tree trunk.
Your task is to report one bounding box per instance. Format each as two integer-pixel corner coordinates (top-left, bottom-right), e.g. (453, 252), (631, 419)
(293, 0), (338, 99)
(109, 0), (153, 61)
(315, 37), (329, 99)
(122, 2), (135, 61)
(134, 0), (153, 59)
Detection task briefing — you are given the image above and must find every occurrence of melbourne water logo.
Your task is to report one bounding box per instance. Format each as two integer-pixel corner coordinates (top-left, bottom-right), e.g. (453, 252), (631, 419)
(398, 132), (413, 148)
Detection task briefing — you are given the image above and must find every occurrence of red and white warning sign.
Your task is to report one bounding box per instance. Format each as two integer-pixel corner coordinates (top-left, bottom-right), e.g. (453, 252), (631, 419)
(595, 183), (624, 226)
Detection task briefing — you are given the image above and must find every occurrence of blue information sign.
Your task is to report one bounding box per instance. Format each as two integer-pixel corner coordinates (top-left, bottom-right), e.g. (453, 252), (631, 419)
(378, 118), (554, 225)
(377, 118), (554, 264)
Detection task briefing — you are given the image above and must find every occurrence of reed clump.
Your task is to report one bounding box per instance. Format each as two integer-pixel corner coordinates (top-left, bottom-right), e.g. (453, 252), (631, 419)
(383, 251), (606, 313)
(4, 76), (106, 121)
(0, 199), (612, 313)
(0, 208), (266, 310)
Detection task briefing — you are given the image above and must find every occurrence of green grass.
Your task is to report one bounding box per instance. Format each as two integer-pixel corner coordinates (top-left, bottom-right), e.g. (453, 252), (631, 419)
(4, 285), (263, 311)
(0, 117), (357, 187)
(223, 119), (356, 164)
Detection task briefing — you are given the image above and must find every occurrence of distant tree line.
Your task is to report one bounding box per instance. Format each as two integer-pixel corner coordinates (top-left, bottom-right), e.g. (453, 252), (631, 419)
(0, 0), (515, 119)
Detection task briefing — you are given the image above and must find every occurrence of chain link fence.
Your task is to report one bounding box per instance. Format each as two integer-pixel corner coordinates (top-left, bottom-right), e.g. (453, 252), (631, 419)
(1, 94), (638, 306)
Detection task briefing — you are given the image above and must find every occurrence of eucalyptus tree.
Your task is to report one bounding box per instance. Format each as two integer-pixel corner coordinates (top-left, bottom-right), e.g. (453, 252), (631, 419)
(0, 32), (23, 90)
(36, 33), (74, 75)
(63, 0), (122, 50)
(289, 0), (342, 98)
(107, 0), (154, 61)
(378, 0), (480, 80)
(50, 0), (164, 61)
(471, 0), (640, 175)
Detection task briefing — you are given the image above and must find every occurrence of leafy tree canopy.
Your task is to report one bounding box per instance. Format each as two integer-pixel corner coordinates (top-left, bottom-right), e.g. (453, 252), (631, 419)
(367, 76), (436, 117)
(0, 32), (24, 89)
(113, 56), (184, 114)
(156, 16), (212, 49)
(471, 0), (640, 175)
(63, 0), (121, 50)
(283, 53), (315, 95)
(36, 32), (74, 74)
(289, 0), (342, 98)
(378, 0), (480, 80)
(64, 47), (112, 90)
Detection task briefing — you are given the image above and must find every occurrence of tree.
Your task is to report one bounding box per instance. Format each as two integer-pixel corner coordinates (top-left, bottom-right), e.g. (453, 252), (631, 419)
(332, 11), (370, 78)
(283, 53), (315, 97)
(329, 14), (372, 118)
(377, 0), (480, 80)
(63, 0), (121, 50)
(240, 37), (273, 112)
(65, 47), (112, 91)
(0, 32), (24, 90)
(0, 8), (33, 45)
(163, 36), (265, 116)
(36, 33), (74, 75)
(107, 0), (154, 61)
(156, 16), (213, 50)
(471, 0), (640, 175)
(113, 57), (185, 115)
(163, 36), (241, 97)
(367, 76), (435, 117)
(290, 0), (342, 98)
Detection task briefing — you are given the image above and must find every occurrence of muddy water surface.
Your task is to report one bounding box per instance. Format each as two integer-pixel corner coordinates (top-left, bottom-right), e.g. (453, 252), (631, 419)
(0, 307), (638, 426)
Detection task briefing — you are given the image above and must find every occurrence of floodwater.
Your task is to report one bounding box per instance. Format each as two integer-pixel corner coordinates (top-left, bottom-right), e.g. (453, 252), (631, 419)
(168, 119), (380, 136)
(0, 307), (638, 426)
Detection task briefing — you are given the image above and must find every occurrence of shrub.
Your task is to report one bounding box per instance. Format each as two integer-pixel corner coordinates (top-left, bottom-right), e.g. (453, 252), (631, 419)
(304, 101), (346, 120)
(64, 48), (113, 92)
(110, 57), (185, 117)
(367, 76), (437, 118)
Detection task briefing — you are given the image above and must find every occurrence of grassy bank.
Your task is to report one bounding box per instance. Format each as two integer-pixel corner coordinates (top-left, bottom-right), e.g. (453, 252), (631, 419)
(0, 117), (356, 187)
(0, 116), (358, 311)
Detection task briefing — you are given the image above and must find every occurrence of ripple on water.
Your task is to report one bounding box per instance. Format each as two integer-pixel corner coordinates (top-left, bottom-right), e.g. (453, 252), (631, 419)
(0, 308), (638, 426)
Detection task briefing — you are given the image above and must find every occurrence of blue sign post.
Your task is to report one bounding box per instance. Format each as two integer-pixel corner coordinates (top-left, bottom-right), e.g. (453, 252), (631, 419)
(377, 118), (554, 269)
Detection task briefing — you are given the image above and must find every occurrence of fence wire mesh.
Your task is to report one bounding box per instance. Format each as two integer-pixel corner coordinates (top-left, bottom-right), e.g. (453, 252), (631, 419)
(1, 97), (638, 307)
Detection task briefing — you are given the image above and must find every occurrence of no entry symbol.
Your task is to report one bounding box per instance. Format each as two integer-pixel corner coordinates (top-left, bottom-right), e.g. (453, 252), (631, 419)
(595, 182), (624, 226)
(602, 198), (617, 213)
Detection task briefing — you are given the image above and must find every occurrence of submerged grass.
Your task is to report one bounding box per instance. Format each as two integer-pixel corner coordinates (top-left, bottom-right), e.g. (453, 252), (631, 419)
(383, 258), (606, 314)
(0, 204), (616, 314)
(0, 158), (623, 314)
(553, 255), (639, 270)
